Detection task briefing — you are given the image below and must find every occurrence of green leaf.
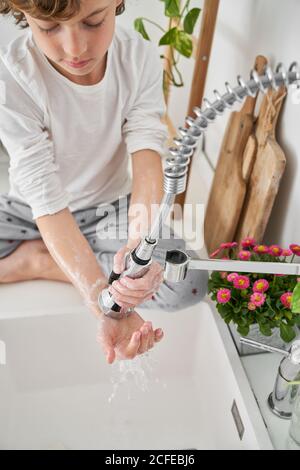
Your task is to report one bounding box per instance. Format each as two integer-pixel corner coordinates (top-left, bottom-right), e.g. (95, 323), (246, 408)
(237, 324), (250, 337)
(159, 28), (193, 58)
(237, 316), (248, 327)
(183, 8), (201, 34)
(292, 283), (300, 313)
(207, 280), (214, 292)
(280, 323), (296, 343)
(217, 303), (230, 317)
(134, 18), (150, 41)
(266, 309), (275, 318)
(211, 271), (221, 282)
(284, 310), (293, 321)
(294, 315), (300, 325)
(159, 27), (177, 46)
(233, 305), (242, 314)
(223, 314), (233, 324)
(240, 289), (249, 298)
(161, 0), (181, 18)
(174, 30), (193, 58)
(266, 298), (276, 314)
(258, 322), (272, 337)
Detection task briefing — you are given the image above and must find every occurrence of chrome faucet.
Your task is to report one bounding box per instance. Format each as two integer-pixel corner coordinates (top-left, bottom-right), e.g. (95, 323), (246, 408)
(99, 63), (300, 319)
(240, 337), (300, 419)
(163, 252), (300, 420)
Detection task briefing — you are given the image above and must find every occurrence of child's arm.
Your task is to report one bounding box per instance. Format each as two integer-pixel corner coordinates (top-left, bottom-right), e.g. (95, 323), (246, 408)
(35, 207), (108, 317)
(35, 208), (163, 363)
(128, 148), (164, 247)
(110, 149), (165, 309)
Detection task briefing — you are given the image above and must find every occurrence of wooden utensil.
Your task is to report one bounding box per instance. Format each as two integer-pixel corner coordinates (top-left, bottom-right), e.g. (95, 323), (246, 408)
(234, 86), (287, 244)
(204, 56), (267, 255)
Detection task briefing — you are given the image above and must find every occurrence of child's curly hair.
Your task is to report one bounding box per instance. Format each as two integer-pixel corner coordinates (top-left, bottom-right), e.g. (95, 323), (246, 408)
(0, 0), (126, 28)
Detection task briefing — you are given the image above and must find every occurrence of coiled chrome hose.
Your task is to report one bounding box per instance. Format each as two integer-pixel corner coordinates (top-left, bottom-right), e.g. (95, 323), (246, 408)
(99, 63), (300, 319)
(164, 63), (299, 195)
(148, 62), (300, 241)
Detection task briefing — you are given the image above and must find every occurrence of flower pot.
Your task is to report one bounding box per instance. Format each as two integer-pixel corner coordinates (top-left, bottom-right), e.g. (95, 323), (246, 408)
(229, 323), (298, 356)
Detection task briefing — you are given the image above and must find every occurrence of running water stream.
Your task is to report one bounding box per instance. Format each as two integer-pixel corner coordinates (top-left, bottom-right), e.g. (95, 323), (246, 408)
(108, 354), (166, 403)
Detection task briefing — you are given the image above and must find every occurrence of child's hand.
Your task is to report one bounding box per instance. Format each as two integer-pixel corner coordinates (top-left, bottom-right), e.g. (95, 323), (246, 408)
(109, 244), (164, 308)
(96, 310), (164, 364)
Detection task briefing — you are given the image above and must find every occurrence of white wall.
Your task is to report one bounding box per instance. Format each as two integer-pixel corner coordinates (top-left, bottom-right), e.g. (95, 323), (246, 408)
(0, 13), (25, 43)
(0, 0), (299, 246)
(116, 0), (300, 247)
(198, 0), (300, 246)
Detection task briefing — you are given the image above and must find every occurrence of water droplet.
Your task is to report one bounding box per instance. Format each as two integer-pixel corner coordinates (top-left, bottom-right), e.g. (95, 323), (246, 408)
(108, 354), (160, 403)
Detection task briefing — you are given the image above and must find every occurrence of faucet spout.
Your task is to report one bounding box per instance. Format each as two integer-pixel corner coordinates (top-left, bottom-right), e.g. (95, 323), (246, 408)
(268, 340), (300, 419)
(240, 338), (300, 419)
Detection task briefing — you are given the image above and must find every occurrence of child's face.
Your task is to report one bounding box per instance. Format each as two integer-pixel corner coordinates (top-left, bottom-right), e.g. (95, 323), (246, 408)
(23, 0), (123, 85)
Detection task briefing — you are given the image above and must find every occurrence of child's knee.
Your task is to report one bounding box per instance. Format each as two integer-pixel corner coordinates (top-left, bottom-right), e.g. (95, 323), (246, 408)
(155, 269), (208, 312)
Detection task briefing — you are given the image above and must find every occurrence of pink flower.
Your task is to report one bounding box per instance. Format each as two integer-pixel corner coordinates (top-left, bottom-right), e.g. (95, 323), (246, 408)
(210, 248), (221, 258)
(281, 249), (293, 257)
(248, 302), (257, 311)
(275, 274), (285, 277)
(229, 242), (238, 249)
(290, 244), (300, 256)
(241, 238), (256, 248)
(250, 292), (266, 307)
(233, 275), (250, 290)
(227, 273), (239, 282)
(253, 279), (269, 293)
(217, 288), (231, 304)
(220, 272), (228, 279)
(280, 292), (293, 309)
(253, 245), (269, 254)
(221, 256), (230, 260)
(220, 242), (236, 249)
(238, 250), (251, 261)
(268, 245), (283, 257)
(297, 278), (300, 283)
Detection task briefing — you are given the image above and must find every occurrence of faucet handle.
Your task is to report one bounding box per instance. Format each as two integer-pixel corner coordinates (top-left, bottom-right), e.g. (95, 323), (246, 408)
(240, 337), (300, 364)
(239, 337), (290, 356)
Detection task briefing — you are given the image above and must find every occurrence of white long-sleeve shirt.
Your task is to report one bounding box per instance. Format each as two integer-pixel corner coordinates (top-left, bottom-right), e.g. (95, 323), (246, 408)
(0, 24), (168, 219)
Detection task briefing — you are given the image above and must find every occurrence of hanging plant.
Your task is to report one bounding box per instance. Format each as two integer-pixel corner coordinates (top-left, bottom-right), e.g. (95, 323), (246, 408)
(134, 0), (201, 96)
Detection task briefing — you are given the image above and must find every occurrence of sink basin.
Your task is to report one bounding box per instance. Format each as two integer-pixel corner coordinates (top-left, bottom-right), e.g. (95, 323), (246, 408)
(0, 284), (273, 450)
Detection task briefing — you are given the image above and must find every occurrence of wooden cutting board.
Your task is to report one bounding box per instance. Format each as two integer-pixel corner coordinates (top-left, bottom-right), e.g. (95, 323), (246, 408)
(204, 56), (267, 255)
(234, 85), (287, 244)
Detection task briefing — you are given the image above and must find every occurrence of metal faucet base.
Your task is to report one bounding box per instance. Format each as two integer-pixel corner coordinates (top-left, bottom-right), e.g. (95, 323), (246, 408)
(268, 393), (292, 419)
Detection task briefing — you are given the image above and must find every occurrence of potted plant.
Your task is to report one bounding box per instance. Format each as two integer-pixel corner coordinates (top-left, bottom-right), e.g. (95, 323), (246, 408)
(134, 0), (201, 101)
(208, 239), (300, 343)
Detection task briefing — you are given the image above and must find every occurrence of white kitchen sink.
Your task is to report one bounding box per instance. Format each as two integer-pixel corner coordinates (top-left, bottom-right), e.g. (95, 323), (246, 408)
(0, 283), (273, 450)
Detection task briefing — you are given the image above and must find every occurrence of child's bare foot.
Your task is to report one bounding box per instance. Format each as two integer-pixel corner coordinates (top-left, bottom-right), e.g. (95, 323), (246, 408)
(0, 239), (47, 283)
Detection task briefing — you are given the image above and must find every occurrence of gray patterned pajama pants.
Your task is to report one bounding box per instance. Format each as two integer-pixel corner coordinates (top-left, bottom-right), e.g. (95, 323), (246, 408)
(0, 192), (208, 311)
